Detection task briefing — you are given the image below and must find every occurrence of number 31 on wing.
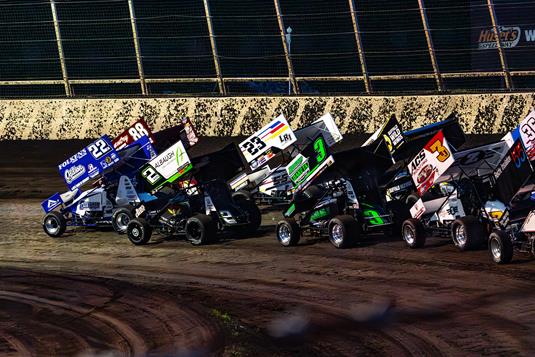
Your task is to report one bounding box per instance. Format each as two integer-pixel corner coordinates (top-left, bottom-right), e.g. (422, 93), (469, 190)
(239, 115), (297, 164)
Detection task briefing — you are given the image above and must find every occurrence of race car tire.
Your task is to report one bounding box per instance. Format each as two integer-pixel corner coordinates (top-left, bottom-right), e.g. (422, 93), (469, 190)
(232, 190), (252, 201)
(451, 216), (485, 251)
(387, 200), (411, 236)
(43, 211), (66, 238)
(234, 197), (262, 235)
(488, 230), (513, 264)
(402, 218), (426, 248)
(328, 215), (359, 249)
(186, 214), (217, 246)
(127, 218), (152, 245)
(111, 206), (134, 234)
(276, 218), (300, 247)
(405, 193), (420, 207)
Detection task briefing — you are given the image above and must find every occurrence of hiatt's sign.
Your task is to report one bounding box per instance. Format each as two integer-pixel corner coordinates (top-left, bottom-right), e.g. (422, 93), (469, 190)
(478, 26), (535, 49)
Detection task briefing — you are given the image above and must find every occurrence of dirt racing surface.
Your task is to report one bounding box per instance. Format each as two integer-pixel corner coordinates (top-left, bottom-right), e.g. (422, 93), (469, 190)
(1, 199), (535, 356)
(1, 133), (531, 356)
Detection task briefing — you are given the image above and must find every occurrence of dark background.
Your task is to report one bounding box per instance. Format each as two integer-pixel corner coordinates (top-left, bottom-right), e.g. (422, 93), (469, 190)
(0, 0), (533, 96)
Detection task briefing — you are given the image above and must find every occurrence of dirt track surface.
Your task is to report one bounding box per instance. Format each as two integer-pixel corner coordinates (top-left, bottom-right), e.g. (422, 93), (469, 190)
(1, 199), (535, 356)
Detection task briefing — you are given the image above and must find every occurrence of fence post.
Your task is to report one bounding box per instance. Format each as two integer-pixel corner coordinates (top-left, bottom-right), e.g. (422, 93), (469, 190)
(348, 0), (371, 93)
(49, 0), (72, 97)
(203, 0), (226, 95)
(417, 0), (443, 91)
(273, 0), (299, 94)
(127, 0), (148, 95)
(486, 0), (513, 89)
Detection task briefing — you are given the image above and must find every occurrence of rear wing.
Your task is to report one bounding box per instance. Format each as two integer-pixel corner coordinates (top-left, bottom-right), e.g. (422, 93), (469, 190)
(139, 140), (193, 193)
(58, 135), (120, 191)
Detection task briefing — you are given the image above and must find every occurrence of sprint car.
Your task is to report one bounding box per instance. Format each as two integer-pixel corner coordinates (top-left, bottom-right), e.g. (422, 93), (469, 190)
(229, 113), (343, 206)
(400, 130), (533, 254)
(42, 130), (156, 237)
(276, 134), (398, 248)
(125, 138), (261, 245)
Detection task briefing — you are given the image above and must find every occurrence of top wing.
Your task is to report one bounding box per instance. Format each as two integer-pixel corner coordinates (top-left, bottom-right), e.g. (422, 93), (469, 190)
(294, 113), (343, 148)
(238, 115), (297, 169)
(285, 134), (335, 193)
(112, 117), (156, 150)
(139, 140), (193, 193)
(58, 135), (120, 190)
(407, 130), (455, 196)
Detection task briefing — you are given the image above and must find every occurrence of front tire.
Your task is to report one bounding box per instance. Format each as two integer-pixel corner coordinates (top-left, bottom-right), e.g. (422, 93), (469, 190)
(402, 218), (426, 248)
(451, 216), (485, 251)
(112, 206), (133, 234)
(488, 230), (513, 264)
(186, 214), (217, 246)
(43, 211), (67, 238)
(328, 215), (359, 249)
(127, 218), (152, 245)
(276, 218), (300, 246)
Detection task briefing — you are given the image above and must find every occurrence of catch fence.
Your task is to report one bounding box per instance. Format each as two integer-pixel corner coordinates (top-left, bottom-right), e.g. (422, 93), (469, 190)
(0, 0), (534, 97)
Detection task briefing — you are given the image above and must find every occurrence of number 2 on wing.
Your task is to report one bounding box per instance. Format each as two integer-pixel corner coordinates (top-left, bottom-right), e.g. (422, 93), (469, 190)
(429, 139), (450, 162)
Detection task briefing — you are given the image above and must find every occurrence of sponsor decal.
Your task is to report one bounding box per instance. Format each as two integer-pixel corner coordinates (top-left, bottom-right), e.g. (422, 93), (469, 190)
(478, 26), (521, 49)
(518, 110), (535, 161)
(112, 118), (155, 150)
(59, 149), (88, 170)
(154, 152), (175, 169)
(47, 199), (60, 210)
(408, 130), (454, 196)
(410, 198), (426, 219)
(239, 115), (296, 164)
(64, 165), (85, 184)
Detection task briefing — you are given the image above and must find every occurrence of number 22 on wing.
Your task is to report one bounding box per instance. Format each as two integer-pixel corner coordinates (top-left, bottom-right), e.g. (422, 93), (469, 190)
(429, 139), (450, 162)
(88, 139), (111, 159)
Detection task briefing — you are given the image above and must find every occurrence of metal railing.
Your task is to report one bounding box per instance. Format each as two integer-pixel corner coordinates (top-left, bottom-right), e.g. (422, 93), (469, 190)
(0, 0), (533, 97)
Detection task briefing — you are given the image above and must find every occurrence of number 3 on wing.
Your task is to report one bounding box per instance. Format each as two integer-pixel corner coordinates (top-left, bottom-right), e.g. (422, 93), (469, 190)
(429, 139), (450, 162)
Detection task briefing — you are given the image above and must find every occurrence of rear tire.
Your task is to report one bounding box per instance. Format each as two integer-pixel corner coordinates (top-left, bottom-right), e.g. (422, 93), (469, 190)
(186, 214), (217, 245)
(451, 216), (485, 251)
(112, 206), (134, 234)
(127, 218), (152, 245)
(488, 230), (513, 264)
(402, 218), (426, 248)
(234, 196), (261, 235)
(328, 215), (359, 249)
(43, 211), (67, 238)
(276, 218), (300, 247)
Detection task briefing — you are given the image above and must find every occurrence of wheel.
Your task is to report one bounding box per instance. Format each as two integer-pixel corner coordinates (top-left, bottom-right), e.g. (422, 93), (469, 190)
(328, 215), (359, 249)
(451, 216), (485, 251)
(402, 218), (426, 248)
(488, 230), (513, 264)
(186, 214), (217, 246)
(234, 195), (261, 235)
(276, 218), (300, 247)
(127, 218), (152, 245)
(112, 206), (133, 234)
(43, 211), (66, 238)
(405, 193), (420, 207)
(232, 190), (252, 201)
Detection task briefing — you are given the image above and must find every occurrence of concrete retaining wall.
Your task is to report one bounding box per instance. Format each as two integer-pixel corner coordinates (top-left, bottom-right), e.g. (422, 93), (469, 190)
(1, 93), (534, 139)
